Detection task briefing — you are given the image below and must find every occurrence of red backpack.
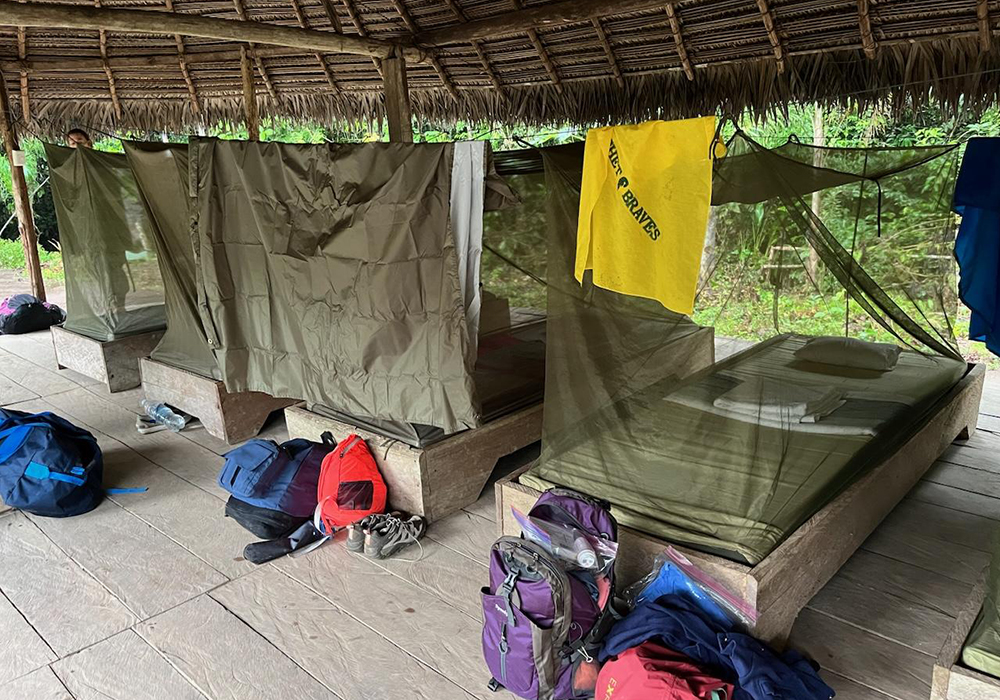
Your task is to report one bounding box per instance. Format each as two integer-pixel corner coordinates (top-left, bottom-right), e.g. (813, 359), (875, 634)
(316, 432), (387, 534)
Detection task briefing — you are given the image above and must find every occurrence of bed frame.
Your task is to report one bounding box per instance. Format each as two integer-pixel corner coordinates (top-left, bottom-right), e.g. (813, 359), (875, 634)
(932, 570), (1000, 700)
(285, 402), (543, 523)
(139, 358), (296, 444)
(497, 362), (985, 649)
(287, 326), (717, 523)
(52, 325), (164, 393)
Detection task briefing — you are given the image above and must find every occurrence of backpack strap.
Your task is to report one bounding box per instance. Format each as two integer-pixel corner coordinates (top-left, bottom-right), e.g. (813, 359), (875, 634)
(24, 461), (86, 486)
(320, 431), (336, 446)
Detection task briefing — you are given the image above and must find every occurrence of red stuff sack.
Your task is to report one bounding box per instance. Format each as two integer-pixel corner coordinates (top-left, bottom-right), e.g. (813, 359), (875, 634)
(316, 432), (387, 534)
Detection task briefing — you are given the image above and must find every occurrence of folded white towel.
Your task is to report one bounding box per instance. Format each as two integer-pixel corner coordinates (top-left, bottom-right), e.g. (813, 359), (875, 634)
(714, 377), (843, 421)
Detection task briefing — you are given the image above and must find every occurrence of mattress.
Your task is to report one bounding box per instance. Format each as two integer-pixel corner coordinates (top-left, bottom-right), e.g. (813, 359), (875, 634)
(311, 318), (546, 448)
(522, 334), (967, 565)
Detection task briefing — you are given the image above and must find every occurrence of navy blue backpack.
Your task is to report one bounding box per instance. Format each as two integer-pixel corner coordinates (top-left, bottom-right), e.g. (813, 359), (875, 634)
(0, 408), (104, 517)
(219, 437), (334, 539)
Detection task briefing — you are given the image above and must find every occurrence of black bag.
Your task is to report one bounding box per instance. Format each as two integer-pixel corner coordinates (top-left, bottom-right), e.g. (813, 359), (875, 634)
(224, 496), (306, 540)
(0, 294), (64, 335)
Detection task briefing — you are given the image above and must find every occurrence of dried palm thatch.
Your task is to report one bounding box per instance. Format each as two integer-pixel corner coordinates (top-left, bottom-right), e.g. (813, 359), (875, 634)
(2, 0), (1000, 135)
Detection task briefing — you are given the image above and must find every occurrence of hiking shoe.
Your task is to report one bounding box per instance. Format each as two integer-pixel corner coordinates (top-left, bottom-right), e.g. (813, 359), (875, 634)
(364, 513), (427, 560)
(346, 514), (383, 553)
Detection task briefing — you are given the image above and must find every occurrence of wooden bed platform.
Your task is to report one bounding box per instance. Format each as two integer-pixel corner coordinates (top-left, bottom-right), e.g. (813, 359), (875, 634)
(139, 357), (296, 444)
(285, 326), (717, 523)
(933, 570), (1000, 700)
(497, 362), (985, 649)
(285, 402), (543, 523)
(52, 325), (164, 393)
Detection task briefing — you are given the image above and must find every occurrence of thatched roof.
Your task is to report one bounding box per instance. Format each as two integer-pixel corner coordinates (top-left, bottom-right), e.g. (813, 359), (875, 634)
(2, 0), (1000, 135)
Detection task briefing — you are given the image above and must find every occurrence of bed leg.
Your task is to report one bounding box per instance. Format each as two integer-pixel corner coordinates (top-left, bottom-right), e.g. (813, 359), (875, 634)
(955, 424), (974, 441)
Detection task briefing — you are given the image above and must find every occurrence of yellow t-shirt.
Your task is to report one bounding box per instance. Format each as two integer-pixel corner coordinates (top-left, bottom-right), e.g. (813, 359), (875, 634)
(575, 117), (716, 315)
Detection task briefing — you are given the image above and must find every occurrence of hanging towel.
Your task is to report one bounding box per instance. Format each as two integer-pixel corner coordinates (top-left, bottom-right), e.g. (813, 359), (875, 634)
(954, 137), (1000, 357)
(575, 118), (717, 315)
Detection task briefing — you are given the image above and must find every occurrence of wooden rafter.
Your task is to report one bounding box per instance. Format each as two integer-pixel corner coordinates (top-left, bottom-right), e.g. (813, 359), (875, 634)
(390, 0), (458, 100)
(416, 0), (668, 45)
(858, 0), (877, 59)
(509, 0), (563, 94)
(0, 2), (424, 62)
(591, 18), (624, 88)
(978, 0), (992, 51)
(340, 0), (384, 79)
(231, 0), (278, 100)
(16, 22), (28, 121)
(316, 0), (343, 33)
(755, 0), (786, 74)
(289, 0), (341, 93)
(93, 0), (122, 120)
(665, 3), (694, 82)
(442, 0), (503, 92)
(164, 0), (200, 116)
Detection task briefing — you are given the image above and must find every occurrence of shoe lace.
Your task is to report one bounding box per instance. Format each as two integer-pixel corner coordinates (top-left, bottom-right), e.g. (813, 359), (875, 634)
(383, 514), (425, 564)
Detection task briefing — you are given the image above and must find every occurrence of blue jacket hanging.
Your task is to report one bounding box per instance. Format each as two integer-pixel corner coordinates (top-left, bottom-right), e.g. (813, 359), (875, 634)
(954, 137), (1000, 357)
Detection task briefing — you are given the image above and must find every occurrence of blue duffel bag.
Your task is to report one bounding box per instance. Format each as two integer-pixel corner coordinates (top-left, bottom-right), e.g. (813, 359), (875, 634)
(0, 408), (105, 517)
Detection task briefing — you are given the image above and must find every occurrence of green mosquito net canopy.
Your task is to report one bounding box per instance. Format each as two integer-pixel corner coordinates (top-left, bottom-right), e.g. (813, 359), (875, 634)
(517, 130), (967, 565)
(125, 138), (534, 435)
(45, 143), (166, 341)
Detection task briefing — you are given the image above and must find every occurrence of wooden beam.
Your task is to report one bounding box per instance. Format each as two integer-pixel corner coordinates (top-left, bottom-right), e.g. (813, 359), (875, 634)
(0, 72), (44, 301)
(416, 0), (668, 45)
(755, 0), (786, 74)
(978, 0), (992, 52)
(389, 0), (459, 100)
(239, 45), (259, 140)
(382, 51), (411, 142)
(94, 0), (122, 121)
(508, 0), (563, 94)
(3, 46), (309, 73)
(164, 0), (200, 116)
(231, 0), (278, 100)
(0, 1), (425, 62)
(665, 3), (694, 81)
(858, 0), (877, 59)
(16, 23), (28, 121)
(340, 0), (384, 79)
(288, 0), (340, 93)
(592, 18), (624, 88)
(441, 0), (503, 91)
(316, 0), (343, 33)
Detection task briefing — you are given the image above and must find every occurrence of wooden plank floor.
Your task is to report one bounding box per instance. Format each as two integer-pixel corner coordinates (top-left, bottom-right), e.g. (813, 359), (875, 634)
(0, 329), (995, 700)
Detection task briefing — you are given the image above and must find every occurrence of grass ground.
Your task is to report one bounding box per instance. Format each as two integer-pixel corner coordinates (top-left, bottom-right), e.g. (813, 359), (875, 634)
(0, 239), (63, 283)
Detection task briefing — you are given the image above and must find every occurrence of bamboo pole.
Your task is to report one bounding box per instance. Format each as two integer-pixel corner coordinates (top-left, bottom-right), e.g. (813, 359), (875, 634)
(0, 1), (425, 62)
(0, 72), (44, 301)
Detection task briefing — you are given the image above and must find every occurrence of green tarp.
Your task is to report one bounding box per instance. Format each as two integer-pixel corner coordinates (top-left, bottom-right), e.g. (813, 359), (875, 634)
(45, 144), (166, 341)
(188, 139), (481, 433)
(123, 142), (220, 379)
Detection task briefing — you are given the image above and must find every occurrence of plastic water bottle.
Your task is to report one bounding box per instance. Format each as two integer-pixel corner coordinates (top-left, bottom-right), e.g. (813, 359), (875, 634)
(140, 399), (186, 433)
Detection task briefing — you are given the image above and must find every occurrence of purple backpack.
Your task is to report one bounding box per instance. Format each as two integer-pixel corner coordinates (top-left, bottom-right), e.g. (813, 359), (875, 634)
(482, 488), (618, 699)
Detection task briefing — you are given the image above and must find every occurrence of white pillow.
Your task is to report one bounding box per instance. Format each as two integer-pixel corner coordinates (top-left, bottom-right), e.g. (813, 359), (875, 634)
(793, 336), (901, 371)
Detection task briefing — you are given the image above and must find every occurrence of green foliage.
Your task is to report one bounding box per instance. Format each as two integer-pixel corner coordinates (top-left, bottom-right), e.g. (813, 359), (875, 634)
(0, 238), (63, 282)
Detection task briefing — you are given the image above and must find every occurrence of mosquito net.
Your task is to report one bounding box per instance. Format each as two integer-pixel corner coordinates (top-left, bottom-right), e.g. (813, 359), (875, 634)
(45, 144), (166, 341)
(122, 142), (220, 379)
(519, 129), (969, 565)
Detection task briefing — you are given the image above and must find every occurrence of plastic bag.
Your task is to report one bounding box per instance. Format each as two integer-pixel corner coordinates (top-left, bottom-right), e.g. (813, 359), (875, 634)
(625, 546), (758, 629)
(511, 507), (618, 571)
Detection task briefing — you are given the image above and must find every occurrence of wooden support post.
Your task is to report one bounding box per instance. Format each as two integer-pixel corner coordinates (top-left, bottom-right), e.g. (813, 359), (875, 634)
(0, 72), (44, 301)
(755, 0), (786, 74)
(978, 0), (992, 51)
(239, 46), (259, 141)
(382, 51), (412, 143)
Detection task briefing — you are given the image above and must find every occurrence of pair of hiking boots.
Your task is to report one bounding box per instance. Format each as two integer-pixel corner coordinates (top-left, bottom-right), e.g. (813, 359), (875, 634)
(346, 512), (427, 559)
